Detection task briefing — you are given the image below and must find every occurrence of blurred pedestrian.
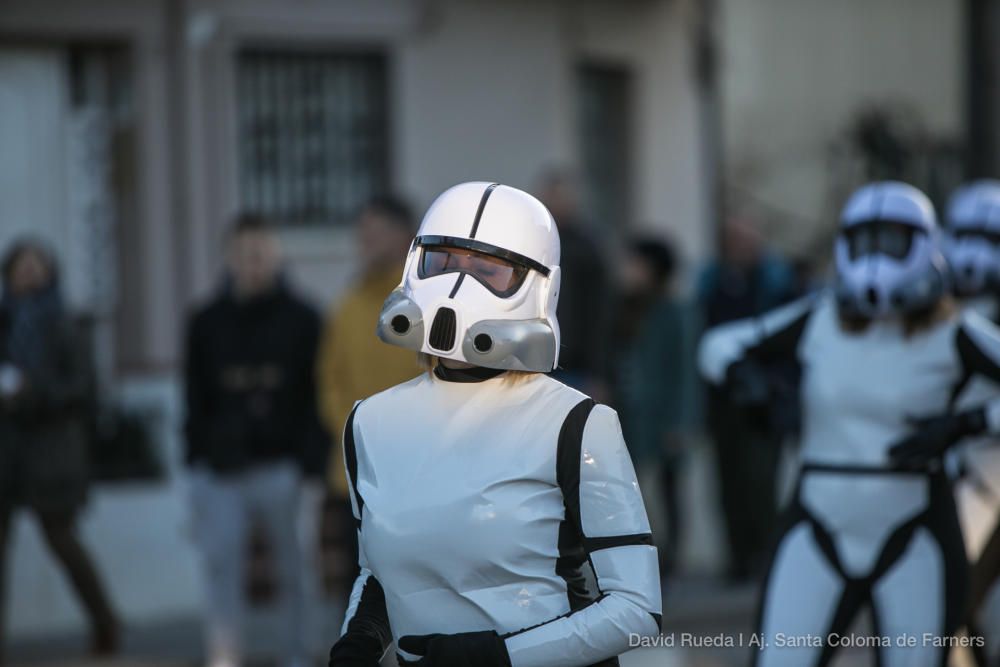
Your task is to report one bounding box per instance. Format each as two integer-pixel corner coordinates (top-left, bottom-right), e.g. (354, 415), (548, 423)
(0, 240), (118, 663)
(318, 199), (418, 446)
(184, 215), (320, 667)
(697, 214), (798, 581)
(317, 196), (420, 598)
(538, 169), (614, 401)
(613, 236), (696, 575)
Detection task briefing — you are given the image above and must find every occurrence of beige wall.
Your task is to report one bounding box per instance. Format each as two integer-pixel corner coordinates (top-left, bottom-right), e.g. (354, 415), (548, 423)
(194, 0), (707, 310)
(574, 0), (710, 262)
(0, 0), (707, 368)
(0, 0), (178, 370)
(720, 0), (965, 255)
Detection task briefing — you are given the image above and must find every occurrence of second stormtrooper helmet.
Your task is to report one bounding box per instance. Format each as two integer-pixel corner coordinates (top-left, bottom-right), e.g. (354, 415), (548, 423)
(834, 181), (948, 319)
(945, 180), (1000, 298)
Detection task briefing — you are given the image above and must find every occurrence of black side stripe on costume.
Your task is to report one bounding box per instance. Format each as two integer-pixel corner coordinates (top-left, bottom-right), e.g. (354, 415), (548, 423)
(874, 184), (886, 219)
(557, 398), (596, 535)
(583, 533), (653, 552)
(344, 575), (393, 652)
(947, 370), (972, 410)
(556, 398), (597, 611)
(956, 324), (1000, 386)
(468, 182), (499, 238)
(344, 403), (364, 527)
(744, 306), (811, 363)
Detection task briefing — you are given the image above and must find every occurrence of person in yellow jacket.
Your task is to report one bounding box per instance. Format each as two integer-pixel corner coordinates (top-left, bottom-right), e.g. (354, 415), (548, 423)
(318, 196), (421, 498)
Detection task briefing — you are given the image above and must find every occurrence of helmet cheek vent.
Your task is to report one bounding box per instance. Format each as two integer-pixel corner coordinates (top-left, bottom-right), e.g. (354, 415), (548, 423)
(473, 333), (493, 353)
(391, 315), (411, 334)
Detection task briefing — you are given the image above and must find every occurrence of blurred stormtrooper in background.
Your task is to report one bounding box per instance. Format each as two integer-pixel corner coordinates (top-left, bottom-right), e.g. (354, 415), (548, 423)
(945, 180), (1000, 665)
(700, 181), (1000, 667)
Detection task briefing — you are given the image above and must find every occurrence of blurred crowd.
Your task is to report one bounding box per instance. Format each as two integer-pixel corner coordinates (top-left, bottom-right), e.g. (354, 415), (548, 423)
(0, 166), (817, 666)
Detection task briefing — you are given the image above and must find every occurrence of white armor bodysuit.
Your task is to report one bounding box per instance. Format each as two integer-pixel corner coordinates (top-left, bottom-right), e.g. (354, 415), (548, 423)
(339, 365), (662, 667)
(700, 291), (1000, 667)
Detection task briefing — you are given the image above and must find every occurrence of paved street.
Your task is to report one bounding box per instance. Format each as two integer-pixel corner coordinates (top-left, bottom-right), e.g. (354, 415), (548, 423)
(7, 576), (760, 667)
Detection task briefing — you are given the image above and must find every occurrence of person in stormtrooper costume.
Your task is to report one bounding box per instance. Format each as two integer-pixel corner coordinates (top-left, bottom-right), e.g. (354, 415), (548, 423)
(699, 181), (1000, 667)
(327, 182), (662, 667)
(943, 180), (1000, 665)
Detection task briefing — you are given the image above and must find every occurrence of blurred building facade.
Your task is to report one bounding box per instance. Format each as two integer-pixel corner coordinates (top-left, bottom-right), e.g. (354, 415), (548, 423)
(719, 0), (968, 264)
(1, 0), (710, 373)
(0, 0), (709, 639)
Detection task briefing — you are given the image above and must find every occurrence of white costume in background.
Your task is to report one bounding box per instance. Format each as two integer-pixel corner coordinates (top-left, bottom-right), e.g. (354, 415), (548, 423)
(699, 182), (1000, 667)
(700, 293), (1000, 667)
(945, 180), (1000, 663)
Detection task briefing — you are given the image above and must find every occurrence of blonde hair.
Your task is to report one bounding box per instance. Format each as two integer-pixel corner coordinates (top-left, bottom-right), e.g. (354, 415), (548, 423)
(838, 296), (956, 338)
(417, 353), (537, 384)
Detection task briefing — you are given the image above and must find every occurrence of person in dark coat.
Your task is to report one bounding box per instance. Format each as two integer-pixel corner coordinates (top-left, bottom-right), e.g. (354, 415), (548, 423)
(538, 170), (615, 402)
(0, 240), (118, 662)
(697, 216), (798, 582)
(184, 215), (321, 667)
(613, 237), (697, 576)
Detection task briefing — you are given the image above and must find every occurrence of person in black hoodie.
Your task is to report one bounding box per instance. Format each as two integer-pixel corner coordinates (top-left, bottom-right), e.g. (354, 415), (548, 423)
(537, 170), (614, 402)
(184, 215), (321, 667)
(0, 240), (118, 663)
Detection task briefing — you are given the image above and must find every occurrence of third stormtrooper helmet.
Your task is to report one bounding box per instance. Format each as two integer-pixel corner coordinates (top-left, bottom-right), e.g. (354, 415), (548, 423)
(375, 182), (562, 372)
(834, 181), (948, 319)
(945, 180), (1000, 298)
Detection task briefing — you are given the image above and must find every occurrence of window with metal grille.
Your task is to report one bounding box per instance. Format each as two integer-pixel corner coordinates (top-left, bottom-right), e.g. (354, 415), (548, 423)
(237, 50), (389, 226)
(577, 63), (632, 229)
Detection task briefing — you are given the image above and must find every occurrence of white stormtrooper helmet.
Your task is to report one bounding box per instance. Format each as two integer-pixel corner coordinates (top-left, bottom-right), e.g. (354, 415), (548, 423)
(376, 182), (561, 372)
(834, 181), (948, 319)
(945, 180), (1000, 298)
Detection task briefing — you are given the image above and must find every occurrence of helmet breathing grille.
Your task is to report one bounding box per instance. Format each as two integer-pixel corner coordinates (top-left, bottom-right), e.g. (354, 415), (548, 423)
(429, 307), (458, 351)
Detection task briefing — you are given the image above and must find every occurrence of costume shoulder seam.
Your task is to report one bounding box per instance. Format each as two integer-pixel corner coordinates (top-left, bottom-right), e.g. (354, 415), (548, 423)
(356, 373), (428, 414)
(536, 373), (591, 402)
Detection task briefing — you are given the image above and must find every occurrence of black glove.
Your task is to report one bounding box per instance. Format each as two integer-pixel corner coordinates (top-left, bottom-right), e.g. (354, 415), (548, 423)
(888, 408), (988, 470)
(724, 358), (780, 434)
(329, 632), (384, 667)
(725, 358), (772, 407)
(397, 631), (512, 667)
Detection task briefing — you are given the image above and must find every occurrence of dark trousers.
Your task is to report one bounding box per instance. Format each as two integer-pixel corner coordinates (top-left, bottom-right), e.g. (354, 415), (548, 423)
(658, 460), (683, 575)
(0, 505), (118, 663)
(709, 406), (782, 580)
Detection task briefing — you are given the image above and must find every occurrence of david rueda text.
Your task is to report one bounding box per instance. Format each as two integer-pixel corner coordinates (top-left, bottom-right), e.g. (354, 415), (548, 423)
(629, 633), (764, 649)
(629, 633), (985, 650)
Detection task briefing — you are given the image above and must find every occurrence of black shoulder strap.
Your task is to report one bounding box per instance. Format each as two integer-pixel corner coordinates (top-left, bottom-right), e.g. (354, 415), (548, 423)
(344, 402), (364, 527)
(554, 397), (659, 631)
(556, 398), (596, 539)
(956, 323), (1000, 386)
(744, 305), (812, 363)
